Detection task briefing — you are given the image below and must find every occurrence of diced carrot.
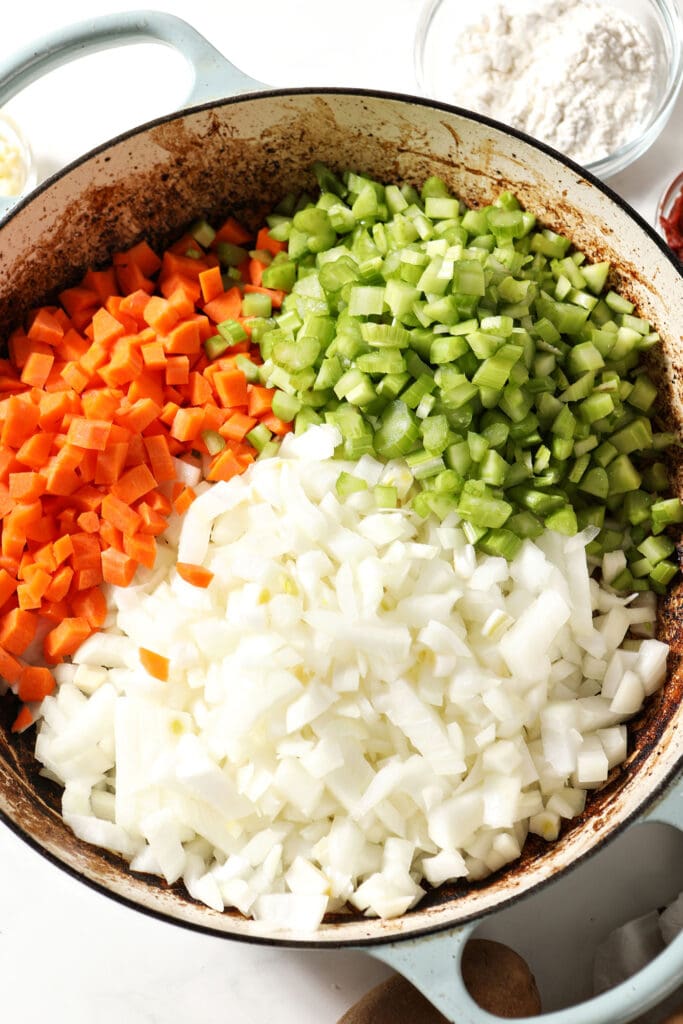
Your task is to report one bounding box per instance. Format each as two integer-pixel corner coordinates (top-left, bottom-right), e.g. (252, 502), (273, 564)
(0, 483), (15, 518)
(220, 411), (257, 442)
(123, 531), (156, 569)
(11, 706), (34, 733)
(53, 534), (75, 566)
(0, 607), (37, 655)
(188, 371), (213, 407)
(206, 446), (242, 482)
(27, 307), (65, 347)
(143, 295), (180, 334)
(9, 471), (46, 503)
(123, 434), (146, 467)
(57, 328), (91, 363)
(213, 216), (252, 246)
(114, 396), (162, 434)
(59, 286), (99, 318)
(255, 225), (288, 256)
(165, 356), (190, 387)
(0, 568), (18, 607)
(82, 267), (119, 304)
(160, 272), (201, 304)
(1, 395), (41, 448)
(91, 306), (126, 348)
(0, 646), (22, 684)
(247, 385), (274, 418)
(43, 617), (93, 664)
(70, 587), (108, 628)
(94, 442), (128, 486)
(17, 664), (56, 701)
(60, 362), (91, 393)
(79, 341), (110, 378)
(163, 283), (196, 320)
(261, 412), (293, 437)
(139, 647), (169, 681)
(170, 406), (205, 442)
(173, 485), (196, 516)
(44, 565), (74, 602)
(101, 547), (137, 587)
(213, 369), (248, 409)
(145, 489), (173, 516)
(141, 340), (167, 370)
(76, 510), (100, 533)
(101, 493), (143, 535)
(176, 562), (214, 588)
(248, 258), (265, 288)
(199, 265), (224, 304)
(142, 434), (176, 484)
(119, 288), (152, 325)
(111, 463), (157, 504)
(114, 240), (162, 278)
(202, 286), (242, 325)
(21, 350), (55, 388)
(137, 501), (168, 536)
(66, 417), (113, 451)
(162, 320), (201, 356)
(99, 338), (144, 387)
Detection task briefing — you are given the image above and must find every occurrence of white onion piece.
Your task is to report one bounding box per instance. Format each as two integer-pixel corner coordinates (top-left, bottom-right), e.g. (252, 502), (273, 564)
(32, 425), (670, 929)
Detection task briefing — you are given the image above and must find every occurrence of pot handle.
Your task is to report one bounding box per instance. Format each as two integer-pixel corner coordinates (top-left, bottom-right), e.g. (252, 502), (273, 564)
(0, 9), (267, 216)
(366, 922), (683, 1023)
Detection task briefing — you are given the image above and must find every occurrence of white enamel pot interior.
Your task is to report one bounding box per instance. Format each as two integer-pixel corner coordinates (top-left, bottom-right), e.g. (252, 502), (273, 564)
(0, 12), (683, 1024)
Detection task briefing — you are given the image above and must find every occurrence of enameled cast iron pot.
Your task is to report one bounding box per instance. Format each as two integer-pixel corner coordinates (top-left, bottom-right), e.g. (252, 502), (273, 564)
(0, 13), (683, 1022)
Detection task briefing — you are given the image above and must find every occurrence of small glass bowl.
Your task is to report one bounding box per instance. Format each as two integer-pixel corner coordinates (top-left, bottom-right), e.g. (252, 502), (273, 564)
(414, 0), (683, 180)
(655, 169), (683, 258)
(0, 111), (36, 199)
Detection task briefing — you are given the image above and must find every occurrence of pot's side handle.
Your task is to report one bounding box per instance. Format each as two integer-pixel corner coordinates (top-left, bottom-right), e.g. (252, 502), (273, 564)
(365, 921), (683, 1023)
(0, 9), (266, 218)
(0, 9), (266, 110)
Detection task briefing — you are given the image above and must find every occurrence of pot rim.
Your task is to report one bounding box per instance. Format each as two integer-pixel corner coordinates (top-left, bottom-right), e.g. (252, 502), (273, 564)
(3, 83), (682, 281)
(1, 82), (682, 949)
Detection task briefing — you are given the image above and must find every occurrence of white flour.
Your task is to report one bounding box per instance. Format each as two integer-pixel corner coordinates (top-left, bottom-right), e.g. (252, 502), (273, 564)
(442, 0), (657, 165)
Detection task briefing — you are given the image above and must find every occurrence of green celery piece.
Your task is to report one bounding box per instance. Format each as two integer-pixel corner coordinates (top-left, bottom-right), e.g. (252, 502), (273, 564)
(606, 453), (642, 495)
(457, 480), (513, 528)
(651, 497), (683, 533)
(544, 505), (578, 535)
(582, 261), (610, 295)
(374, 401), (420, 458)
(374, 484), (398, 508)
(453, 260), (486, 296)
(217, 318), (249, 345)
(336, 472), (368, 498)
(479, 528), (522, 558)
(271, 391), (301, 422)
(638, 534), (675, 565)
(579, 466), (609, 499)
(650, 560), (679, 586)
(246, 423), (273, 452)
(472, 345), (523, 389)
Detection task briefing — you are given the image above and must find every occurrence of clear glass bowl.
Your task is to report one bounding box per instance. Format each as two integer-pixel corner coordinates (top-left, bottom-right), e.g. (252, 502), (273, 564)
(414, 0), (683, 180)
(0, 111), (36, 199)
(655, 169), (683, 258)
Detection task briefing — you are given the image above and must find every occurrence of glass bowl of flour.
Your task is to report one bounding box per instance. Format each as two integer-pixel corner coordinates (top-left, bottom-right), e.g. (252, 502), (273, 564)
(414, 0), (683, 179)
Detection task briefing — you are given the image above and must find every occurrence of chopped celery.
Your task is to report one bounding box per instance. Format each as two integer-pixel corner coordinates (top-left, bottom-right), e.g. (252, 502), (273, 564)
(236, 165), (681, 588)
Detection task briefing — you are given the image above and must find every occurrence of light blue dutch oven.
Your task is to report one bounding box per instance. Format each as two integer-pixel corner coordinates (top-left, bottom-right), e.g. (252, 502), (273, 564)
(0, 12), (682, 1022)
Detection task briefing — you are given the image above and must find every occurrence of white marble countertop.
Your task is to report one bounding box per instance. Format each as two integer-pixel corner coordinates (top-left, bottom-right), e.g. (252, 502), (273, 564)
(1, 2), (682, 1021)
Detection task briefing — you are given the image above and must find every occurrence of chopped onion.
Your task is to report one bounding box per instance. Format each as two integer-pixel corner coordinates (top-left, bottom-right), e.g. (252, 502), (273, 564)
(33, 426), (669, 930)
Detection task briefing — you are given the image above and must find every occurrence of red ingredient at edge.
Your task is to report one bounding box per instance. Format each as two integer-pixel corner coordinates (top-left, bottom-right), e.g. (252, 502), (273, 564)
(661, 184), (683, 260)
